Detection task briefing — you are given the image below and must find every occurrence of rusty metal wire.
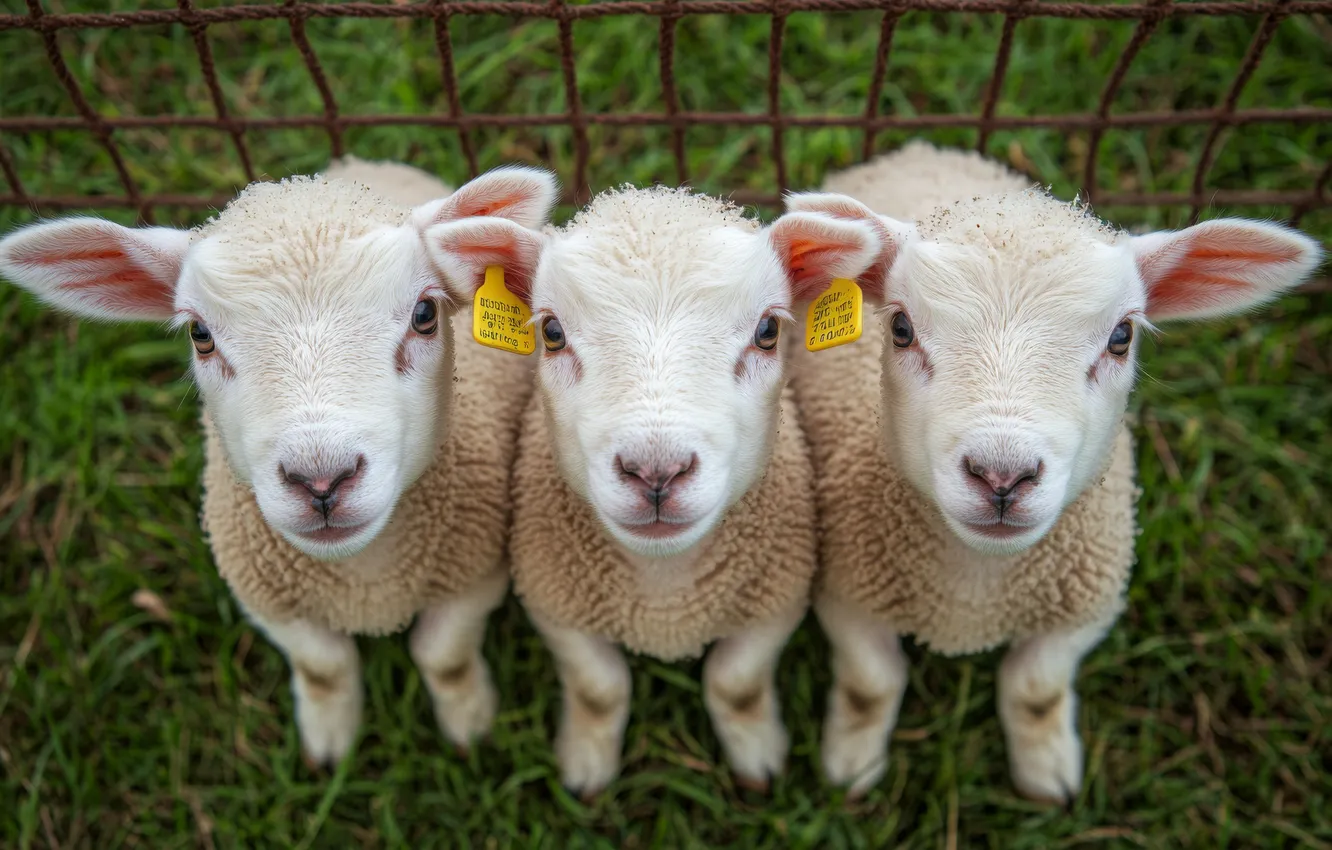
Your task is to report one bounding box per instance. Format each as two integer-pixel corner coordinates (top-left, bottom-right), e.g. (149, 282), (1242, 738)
(430, 0), (478, 179)
(0, 0), (1329, 222)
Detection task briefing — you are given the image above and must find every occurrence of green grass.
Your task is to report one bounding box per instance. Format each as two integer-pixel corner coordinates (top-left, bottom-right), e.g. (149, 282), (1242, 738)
(1, 0), (1330, 847)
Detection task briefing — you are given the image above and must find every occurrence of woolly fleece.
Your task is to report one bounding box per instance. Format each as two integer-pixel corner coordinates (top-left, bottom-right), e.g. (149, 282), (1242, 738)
(508, 384), (817, 661)
(793, 141), (1139, 654)
(199, 159), (534, 635)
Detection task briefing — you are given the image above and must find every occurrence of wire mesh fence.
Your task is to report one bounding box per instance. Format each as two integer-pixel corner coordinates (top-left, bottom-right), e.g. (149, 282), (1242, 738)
(0, 0), (1328, 230)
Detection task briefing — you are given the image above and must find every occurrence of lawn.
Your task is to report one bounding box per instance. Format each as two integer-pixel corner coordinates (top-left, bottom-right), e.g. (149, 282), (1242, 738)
(0, 1), (1330, 847)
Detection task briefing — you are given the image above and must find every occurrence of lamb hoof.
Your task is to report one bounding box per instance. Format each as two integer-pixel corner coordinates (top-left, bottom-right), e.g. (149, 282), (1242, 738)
(1015, 777), (1077, 809)
(556, 730), (621, 801)
(435, 677), (498, 752)
(1009, 730), (1082, 807)
(299, 737), (349, 772)
(716, 716), (789, 794)
(563, 775), (612, 803)
(840, 778), (876, 804)
(822, 731), (888, 799)
(295, 700), (359, 771)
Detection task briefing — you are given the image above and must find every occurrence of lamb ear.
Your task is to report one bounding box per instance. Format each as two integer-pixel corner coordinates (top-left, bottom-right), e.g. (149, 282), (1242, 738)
(767, 211), (881, 303)
(424, 216), (545, 306)
(784, 191), (880, 223)
(781, 191), (914, 301)
(0, 217), (190, 321)
(1131, 218), (1322, 322)
(413, 165), (560, 231)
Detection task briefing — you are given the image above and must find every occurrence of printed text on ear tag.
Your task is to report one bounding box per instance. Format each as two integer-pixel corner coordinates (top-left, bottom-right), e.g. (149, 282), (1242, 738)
(805, 277), (863, 352)
(473, 265), (535, 355)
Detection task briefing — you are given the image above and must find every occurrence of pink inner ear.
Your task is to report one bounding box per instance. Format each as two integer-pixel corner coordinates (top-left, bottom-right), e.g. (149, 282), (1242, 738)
(74, 268), (174, 316)
(789, 239), (839, 283)
(1149, 270), (1248, 317)
(772, 221), (880, 302)
(15, 247), (124, 266)
(447, 179), (540, 222)
(776, 201), (893, 300)
(456, 197), (518, 219)
(1189, 244), (1303, 264)
(1144, 229), (1307, 317)
(436, 227), (537, 303)
(9, 230), (176, 315)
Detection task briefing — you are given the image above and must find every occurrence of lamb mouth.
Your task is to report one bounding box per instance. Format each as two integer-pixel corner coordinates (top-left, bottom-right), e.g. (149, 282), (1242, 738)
(292, 523), (368, 544)
(619, 519), (696, 540)
(961, 520), (1032, 540)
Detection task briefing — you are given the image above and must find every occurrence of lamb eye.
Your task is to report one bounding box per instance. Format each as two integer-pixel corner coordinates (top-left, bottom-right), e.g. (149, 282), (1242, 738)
(541, 316), (566, 352)
(189, 320), (215, 355)
(411, 299), (438, 335)
(890, 311), (914, 348)
(1107, 320), (1133, 356)
(754, 314), (780, 351)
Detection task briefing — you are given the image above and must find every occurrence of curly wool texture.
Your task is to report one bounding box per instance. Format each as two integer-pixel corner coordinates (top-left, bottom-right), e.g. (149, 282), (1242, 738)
(792, 141), (1139, 654)
(508, 386), (817, 661)
(199, 159), (534, 635)
(566, 183), (760, 236)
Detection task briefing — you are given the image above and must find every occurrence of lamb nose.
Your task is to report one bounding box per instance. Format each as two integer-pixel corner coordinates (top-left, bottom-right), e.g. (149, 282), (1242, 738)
(281, 457), (364, 518)
(616, 454), (698, 505)
(964, 457), (1042, 497)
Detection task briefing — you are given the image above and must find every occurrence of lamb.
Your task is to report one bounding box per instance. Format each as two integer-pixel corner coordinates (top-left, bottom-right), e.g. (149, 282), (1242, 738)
(433, 185), (881, 795)
(0, 156), (558, 767)
(785, 141), (1323, 802)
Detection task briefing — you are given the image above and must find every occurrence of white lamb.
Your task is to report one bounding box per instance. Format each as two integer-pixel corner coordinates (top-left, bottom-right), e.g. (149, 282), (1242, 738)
(0, 156), (558, 767)
(786, 141), (1322, 802)
(434, 185), (882, 795)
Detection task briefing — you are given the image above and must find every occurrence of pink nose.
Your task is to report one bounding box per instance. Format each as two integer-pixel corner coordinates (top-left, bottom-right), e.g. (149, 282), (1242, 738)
(280, 456), (364, 519)
(616, 454), (697, 509)
(964, 457), (1041, 512)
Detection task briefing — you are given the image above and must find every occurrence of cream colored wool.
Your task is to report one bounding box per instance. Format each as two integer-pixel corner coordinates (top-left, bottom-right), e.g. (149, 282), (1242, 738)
(792, 141), (1139, 654)
(323, 155), (453, 206)
(199, 159), (534, 635)
(508, 384), (818, 661)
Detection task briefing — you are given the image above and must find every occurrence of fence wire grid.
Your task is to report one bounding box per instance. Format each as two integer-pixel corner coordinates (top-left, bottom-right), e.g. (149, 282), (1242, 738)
(0, 0), (1329, 229)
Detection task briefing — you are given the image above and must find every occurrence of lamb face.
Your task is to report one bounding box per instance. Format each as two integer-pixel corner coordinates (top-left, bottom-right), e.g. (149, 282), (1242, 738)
(0, 165), (557, 561)
(441, 186), (878, 558)
(788, 190), (1322, 556)
(175, 181), (451, 558)
(539, 194), (773, 556)
(871, 192), (1141, 555)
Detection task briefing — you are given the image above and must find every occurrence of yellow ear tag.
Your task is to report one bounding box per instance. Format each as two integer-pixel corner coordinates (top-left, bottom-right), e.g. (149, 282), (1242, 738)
(805, 277), (863, 352)
(473, 265), (535, 355)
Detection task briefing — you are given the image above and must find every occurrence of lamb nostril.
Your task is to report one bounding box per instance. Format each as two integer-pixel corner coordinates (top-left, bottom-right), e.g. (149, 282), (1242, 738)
(1017, 463), (1042, 487)
(615, 454), (697, 503)
(280, 456), (363, 519)
(965, 457), (1042, 497)
(677, 453), (698, 480)
(964, 457), (987, 481)
(319, 458), (362, 498)
(995, 465), (1041, 495)
(281, 463), (310, 489)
